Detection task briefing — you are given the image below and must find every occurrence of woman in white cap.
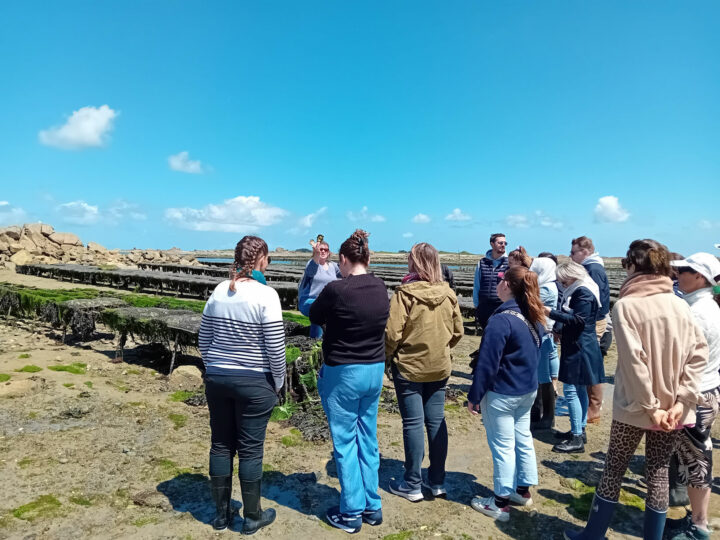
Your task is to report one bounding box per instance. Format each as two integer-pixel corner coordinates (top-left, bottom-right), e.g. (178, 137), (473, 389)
(665, 252), (720, 540)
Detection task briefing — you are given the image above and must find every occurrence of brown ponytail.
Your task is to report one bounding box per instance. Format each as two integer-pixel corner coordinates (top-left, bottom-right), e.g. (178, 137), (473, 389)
(508, 246), (532, 269)
(229, 235), (268, 292)
(339, 229), (370, 266)
(504, 266), (545, 326)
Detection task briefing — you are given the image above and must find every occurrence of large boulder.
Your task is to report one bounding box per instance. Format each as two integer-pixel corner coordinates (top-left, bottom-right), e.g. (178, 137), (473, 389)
(48, 232), (83, 247)
(87, 241), (108, 253)
(8, 243), (23, 254)
(21, 228), (48, 250)
(0, 236), (9, 253)
(10, 250), (34, 265)
(0, 226), (21, 241)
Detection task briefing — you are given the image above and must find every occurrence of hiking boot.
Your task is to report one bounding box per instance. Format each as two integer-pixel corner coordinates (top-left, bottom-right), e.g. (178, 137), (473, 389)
(326, 506), (362, 534)
(553, 435), (585, 453)
(389, 479), (423, 502)
(470, 495), (510, 522)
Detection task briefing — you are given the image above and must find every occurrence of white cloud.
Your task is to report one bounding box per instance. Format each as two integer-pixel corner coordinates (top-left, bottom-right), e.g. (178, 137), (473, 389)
(299, 207), (327, 229)
(168, 151), (208, 174)
(445, 208), (471, 221)
(412, 213), (431, 224)
(535, 210), (564, 229)
(165, 195), (287, 233)
(39, 105), (117, 149)
(0, 201), (27, 226)
(108, 200), (147, 222)
(402, 232), (414, 238)
(698, 219), (720, 230)
(505, 214), (530, 228)
(347, 206), (386, 223)
(594, 195), (630, 223)
(57, 201), (100, 225)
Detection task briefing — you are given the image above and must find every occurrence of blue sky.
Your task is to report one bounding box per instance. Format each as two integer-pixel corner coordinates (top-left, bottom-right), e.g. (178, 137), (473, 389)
(1, 2), (718, 256)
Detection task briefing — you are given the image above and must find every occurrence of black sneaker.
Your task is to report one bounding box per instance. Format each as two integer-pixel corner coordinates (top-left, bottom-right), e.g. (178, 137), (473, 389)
(361, 507), (383, 526)
(554, 429), (587, 443)
(552, 435), (585, 454)
(326, 506), (362, 534)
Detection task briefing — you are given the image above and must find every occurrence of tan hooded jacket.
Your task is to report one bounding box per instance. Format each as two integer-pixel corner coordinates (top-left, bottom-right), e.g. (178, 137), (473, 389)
(612, 274), (708, 429)
(385, 281), (464, 382)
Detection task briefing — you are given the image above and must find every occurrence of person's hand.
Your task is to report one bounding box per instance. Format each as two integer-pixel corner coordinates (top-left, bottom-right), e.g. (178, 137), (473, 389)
(647, 409), (669, 430)
(467, 401), (481, 415)
(543, 306), (552, 315)
(553, 331), (561, 344)
(663, 402), (686, 431)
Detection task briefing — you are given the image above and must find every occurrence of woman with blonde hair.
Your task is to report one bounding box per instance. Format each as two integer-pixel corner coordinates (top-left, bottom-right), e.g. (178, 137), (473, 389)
(564, 239), (707, 540)
(199, 235), (285, 534)
(385, 242), (464, 501)
(546, 260), (603, 454)
(467, 266), (544, 523)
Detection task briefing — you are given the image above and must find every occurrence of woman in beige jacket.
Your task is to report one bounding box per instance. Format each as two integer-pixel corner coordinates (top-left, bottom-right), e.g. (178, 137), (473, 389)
(565, 239), (707, 540)
(385, 242), (464, 502)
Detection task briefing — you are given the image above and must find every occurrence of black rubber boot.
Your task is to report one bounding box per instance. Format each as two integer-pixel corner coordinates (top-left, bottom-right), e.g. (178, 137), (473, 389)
(643, 506), (667, 540)
(552, 434), (585, 454)
(240, 479), (276, 535)
(210, 475), (233, 531)
(537, 383), (556, 430)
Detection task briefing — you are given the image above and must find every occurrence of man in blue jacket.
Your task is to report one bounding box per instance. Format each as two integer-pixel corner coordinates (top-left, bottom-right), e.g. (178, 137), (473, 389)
(473, 233), (509, 331)
(570, 236), (610, 424)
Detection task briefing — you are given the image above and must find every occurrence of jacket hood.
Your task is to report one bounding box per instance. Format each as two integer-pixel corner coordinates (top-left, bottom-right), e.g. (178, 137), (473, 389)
(484, 249), (506, 261)
(582, 252), (605, 267)
(619, 273), (673, 298)
(397, 281), (456, 307)
(529, 257), (557, 287)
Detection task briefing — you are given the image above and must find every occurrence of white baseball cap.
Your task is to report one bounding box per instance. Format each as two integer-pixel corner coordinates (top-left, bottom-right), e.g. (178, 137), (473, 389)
(671, 252), (720, 285)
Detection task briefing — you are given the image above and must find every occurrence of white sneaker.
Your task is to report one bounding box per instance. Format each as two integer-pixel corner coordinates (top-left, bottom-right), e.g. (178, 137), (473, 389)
(509, 491), (533, 506)
(389, 479), (424, 502)
(470, 496), (510, 522)
(422, 482), (447, 498)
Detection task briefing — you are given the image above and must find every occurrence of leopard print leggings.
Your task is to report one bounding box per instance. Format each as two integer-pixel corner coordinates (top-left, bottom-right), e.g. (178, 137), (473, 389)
(596, 420), (678, 512)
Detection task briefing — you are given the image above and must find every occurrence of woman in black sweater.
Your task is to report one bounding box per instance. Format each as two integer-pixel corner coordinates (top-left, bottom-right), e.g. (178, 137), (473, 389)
(310, 229), (390, 534)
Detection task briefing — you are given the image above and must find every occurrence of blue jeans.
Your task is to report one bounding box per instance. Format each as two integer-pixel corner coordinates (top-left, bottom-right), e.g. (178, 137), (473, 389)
(537, 333), (559, 383)
(392, 365), (448, 490)
(318, 362), (385, 516)
(564, 383), (588, 435)
(299, 298), (323, 339)
(480, 390), (538, 498)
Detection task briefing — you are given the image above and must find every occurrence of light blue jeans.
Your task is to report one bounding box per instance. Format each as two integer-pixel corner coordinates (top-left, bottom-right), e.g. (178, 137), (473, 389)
(563, 383), (588, 435)
(299, 298), (323, 339)
(318, 362), (385, 516)
(537, 333), (559, 383)
(480, 390), (538, 498)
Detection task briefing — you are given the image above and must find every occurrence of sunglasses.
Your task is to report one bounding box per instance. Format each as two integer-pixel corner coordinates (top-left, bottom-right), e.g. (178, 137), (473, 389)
(495, 241), (507, 246)
(318, 248), (329, 252)
(676, 266), (696, 274)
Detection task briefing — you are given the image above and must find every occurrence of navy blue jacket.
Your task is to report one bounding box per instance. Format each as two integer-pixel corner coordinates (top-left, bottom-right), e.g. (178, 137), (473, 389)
(549, 287), (604, 385)
(468, 299), (544, 404)
(583, 262), (610, 319)
(472, 251), (509, 308)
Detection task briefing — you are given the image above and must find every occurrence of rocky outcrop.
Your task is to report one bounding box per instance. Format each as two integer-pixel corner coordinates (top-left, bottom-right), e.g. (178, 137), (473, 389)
(0, 223), (201, 270)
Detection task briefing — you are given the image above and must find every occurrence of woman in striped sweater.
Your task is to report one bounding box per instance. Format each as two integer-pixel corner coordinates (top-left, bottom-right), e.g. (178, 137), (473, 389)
(199, 235), (286, 535)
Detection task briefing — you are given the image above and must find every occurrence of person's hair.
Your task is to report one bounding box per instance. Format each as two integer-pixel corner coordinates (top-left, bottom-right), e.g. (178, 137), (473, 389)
(339, 229), (370, 266)
(555, 260), (589, 284)
(490, 233), (506, 244)
(668, 252), (684, 278)
(408, 242), (443, 283)
(571, 236), (595, 253)
(508, 246), (532, 268)
(503, 266), (545, 326)
(537, 251), (558, 264)
(622, 239), (672, 277)
(229, 235), (268, 292)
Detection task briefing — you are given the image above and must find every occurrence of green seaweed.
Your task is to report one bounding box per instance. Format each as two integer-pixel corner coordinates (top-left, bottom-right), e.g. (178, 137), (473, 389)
(84, 381), (93, 388)
(15, 365), (42, 373)
(69, 495), (92, 507)
(62, 383), (75, 388)
(280, 428), (303, 447)
(17, 457), (33, 469)
(48, 362), (87, 375)
(270, 402), (299, 421)
(282, 311), (311, 326)
(18, 353), (31, 359)
(153, 458), (193, 481)
(0, 374), (10, 382)
(169, 390), (194, 402)
(132, 516), (159, 527)
(12, 495), (62, 521)
(285, 346), (302, 364)
(383, 532), (415, 540)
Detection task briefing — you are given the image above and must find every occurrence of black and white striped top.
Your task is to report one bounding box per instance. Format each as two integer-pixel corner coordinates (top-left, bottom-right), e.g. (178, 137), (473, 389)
(199, 279), (286, 390)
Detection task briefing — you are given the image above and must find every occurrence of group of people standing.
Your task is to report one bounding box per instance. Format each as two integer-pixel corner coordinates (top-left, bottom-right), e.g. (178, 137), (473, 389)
(197, 229), (719, 539)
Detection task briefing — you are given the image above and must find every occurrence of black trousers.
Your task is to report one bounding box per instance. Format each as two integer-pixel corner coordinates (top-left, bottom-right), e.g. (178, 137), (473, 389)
(205, 373), (277, 481)
(476, 298), (503, 330)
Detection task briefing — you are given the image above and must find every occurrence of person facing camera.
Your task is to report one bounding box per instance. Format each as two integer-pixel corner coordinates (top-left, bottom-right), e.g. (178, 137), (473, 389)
(385, 242), (464, 502)
(298, 238), (341, 338)
(198, 235), (285, 535)
(310, 229), (390, 534)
